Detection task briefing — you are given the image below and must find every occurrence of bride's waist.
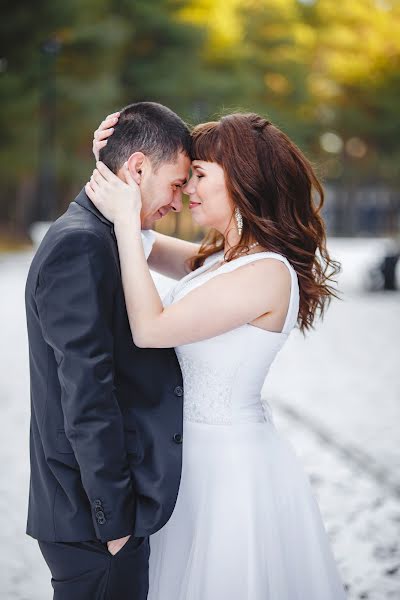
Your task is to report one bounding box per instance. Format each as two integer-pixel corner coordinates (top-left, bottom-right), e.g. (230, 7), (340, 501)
(183, 399), (274, 427)
(182, 418), (276, 436)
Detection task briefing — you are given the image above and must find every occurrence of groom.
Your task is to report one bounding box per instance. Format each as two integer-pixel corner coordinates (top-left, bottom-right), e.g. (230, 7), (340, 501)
(25, 102), (191, 599)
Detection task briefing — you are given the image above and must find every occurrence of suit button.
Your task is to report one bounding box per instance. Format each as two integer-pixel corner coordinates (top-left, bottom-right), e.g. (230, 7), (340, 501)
(98, 515), (106, 525)
(174, 386), (183, 397)
(173, 433), (183, 444)
(96, 510), (105, 521)
(94, 499), (102, 508)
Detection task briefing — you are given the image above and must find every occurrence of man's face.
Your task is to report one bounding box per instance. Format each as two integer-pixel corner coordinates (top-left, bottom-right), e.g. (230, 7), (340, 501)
(139, 151), (191, 229)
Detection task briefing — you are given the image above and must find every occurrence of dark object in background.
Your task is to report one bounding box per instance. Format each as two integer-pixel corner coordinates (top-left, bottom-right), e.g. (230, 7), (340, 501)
(366, 247), (400, 291)
(380, 254), (400, 290)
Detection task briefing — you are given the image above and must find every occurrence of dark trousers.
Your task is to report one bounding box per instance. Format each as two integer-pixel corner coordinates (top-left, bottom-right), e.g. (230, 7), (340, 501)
(38, 536), (150, 600)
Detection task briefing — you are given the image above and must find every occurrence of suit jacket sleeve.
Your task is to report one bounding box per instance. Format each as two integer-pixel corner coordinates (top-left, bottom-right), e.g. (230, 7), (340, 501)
(35, 228), (136, 542)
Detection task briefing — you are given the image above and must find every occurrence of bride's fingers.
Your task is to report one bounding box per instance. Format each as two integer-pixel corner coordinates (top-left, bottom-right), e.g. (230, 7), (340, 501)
(93, 139), (108, 153)
(93, 114), (119, 145)
(96, 161), (118, 183)
(92, 168), (110, 189)
(100, 127), (115, 140)
(105, 111), (120, 122)
(123, 162), (139, 188)
(92, 113), (119, 160)
(91, 170), (101, 185)
(89, 173), (101, 192)
(101, 112), (120, 128)
(99, 113), (120, 133)
(92, 138), (108, 163)
(85, 182), (97, 202)
(94, 127), (114, 142)
(94, 126), (115, 142)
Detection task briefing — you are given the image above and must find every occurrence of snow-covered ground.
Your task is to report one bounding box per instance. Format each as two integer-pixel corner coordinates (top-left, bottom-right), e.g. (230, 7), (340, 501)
(0, 240), (399, 599)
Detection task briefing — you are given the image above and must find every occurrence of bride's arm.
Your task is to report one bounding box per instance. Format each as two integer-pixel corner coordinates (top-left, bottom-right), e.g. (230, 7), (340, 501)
(92, 113), (199, 280)
(148, 232), (200, 279)
(86, 162), (290, 349)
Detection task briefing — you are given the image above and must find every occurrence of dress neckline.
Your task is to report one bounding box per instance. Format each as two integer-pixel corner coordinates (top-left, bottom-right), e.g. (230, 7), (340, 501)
(169, 249), (296, 336)
(199, 249), (277, 278)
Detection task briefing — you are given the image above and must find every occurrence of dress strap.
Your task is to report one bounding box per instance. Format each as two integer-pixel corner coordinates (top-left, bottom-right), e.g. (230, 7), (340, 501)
(219, 252), (300, 333)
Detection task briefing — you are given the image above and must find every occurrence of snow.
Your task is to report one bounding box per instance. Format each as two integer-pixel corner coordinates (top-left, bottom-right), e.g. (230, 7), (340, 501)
(0, 239), (399, 599)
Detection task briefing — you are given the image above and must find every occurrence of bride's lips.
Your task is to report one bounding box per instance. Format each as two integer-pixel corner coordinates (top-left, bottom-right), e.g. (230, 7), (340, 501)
(189, 202), (201, 209)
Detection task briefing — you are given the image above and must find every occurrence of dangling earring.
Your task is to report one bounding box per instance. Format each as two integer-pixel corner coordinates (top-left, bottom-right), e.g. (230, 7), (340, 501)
(234, 207), (243, 237)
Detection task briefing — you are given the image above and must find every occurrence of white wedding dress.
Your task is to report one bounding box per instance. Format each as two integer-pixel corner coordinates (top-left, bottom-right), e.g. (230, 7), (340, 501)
(147, 251), (347, 600)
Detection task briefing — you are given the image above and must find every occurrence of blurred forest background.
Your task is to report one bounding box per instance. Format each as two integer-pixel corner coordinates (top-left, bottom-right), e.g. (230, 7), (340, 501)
(1, 0), (399, 246)
(1, 5), (400, 597)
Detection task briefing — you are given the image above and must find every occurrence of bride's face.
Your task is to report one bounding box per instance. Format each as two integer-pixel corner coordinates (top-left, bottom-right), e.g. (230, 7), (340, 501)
(183, 160), (233, 232)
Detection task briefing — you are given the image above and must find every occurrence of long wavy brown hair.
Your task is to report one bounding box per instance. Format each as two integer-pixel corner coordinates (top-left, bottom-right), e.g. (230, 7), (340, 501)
(187, 113), (341, 333)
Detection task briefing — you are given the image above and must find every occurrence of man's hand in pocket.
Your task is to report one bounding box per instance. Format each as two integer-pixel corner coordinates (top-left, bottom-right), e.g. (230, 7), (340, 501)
(107, 535), (131, 555)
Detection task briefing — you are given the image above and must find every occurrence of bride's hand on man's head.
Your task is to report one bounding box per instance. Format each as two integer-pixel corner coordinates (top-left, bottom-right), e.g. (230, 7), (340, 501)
(85, 161), (142, 229)
(92, 111), (119, 161)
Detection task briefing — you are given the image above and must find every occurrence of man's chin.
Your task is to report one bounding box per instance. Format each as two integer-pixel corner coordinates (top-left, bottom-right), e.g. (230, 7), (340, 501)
(142, 214), (160, 229)
(145, 211), (164, 226)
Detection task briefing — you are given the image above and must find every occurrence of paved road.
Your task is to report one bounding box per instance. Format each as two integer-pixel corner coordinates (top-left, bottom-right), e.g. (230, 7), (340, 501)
(0, 249), (399, 599)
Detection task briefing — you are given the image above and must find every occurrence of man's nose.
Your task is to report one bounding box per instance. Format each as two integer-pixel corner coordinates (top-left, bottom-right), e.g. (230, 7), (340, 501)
(170, 190), (183, 213)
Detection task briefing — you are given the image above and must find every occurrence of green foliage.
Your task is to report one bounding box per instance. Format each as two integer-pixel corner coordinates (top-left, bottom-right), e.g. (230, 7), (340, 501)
(1, 0), (399, 233)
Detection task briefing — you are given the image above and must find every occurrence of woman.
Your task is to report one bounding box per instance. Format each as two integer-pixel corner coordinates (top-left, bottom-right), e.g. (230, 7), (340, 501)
(88, 112), (346, 599)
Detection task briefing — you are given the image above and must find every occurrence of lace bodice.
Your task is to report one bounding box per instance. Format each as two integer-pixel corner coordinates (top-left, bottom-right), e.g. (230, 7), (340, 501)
(163, 251), (299, 426)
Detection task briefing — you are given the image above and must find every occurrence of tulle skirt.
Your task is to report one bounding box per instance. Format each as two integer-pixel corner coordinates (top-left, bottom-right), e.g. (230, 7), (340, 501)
(148, 418), (346, 600)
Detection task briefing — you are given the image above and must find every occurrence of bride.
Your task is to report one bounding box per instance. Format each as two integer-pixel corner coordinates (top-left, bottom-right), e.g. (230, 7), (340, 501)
(88, 112), (346, 599)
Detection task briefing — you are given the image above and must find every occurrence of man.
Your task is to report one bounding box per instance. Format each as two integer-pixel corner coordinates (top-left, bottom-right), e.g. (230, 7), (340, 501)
(25, 102), (191, 599)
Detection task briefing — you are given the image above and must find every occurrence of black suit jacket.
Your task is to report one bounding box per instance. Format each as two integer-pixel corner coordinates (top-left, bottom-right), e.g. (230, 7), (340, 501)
(25, 189), (184, 543)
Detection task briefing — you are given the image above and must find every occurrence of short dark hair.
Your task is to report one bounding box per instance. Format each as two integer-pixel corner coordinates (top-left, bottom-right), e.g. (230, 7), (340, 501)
(99, 102), (192, 173)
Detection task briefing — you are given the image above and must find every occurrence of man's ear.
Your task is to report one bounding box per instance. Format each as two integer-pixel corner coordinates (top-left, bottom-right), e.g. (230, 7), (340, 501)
(125, 152), (146, 184)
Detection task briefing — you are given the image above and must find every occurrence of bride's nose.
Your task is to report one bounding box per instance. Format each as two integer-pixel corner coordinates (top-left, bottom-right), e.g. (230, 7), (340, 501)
(183, 176), (196, 195)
